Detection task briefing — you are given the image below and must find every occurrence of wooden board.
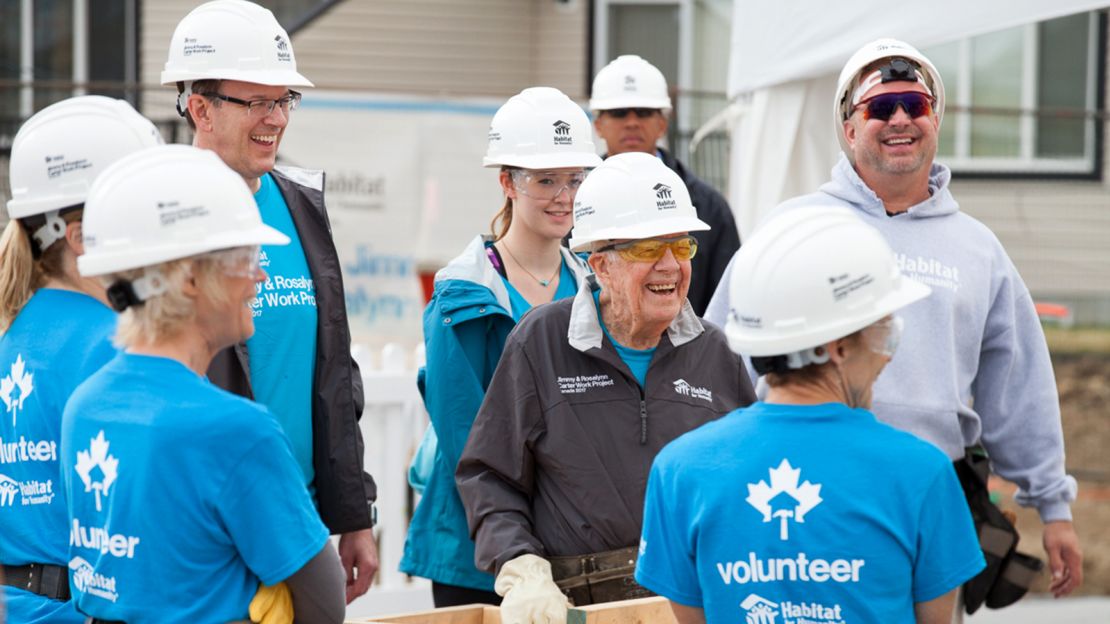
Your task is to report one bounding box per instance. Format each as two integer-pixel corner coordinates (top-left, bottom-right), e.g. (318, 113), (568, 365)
(350, 596), (675, 624)
(351, 604), (501, 624)
(567, 597), (678, 624)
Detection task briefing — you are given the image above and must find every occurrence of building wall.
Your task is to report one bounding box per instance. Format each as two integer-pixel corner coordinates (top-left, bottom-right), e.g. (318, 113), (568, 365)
(949, 39), (1110, 322)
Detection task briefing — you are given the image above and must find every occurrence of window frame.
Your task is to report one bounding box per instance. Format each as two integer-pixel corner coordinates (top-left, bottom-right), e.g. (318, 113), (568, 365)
(936, 11), (1106, 180)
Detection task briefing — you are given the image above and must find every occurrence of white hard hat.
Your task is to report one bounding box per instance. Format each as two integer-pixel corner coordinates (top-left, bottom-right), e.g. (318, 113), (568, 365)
(483, 87), (602, 169)
(833, 38), (945, 157)
(160, 0), (313, 88)
(7, 96), (164, 219)
(589, 55), (672, 112)
(78, 145), (289, 277)
(568, 152), (708, 252)
(725, 205), (930, 360)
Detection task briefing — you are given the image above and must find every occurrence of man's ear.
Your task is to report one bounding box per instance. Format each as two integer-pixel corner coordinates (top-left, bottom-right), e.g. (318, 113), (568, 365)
(588, 250), (607, 280)
(64, 221), (84, 256)
(186, 94), (215, 133)
(179, 264), (201, 299)
(843, 119), (857, 149)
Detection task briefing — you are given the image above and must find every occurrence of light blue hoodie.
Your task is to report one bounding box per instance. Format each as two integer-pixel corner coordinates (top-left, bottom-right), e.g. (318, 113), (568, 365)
(705, 156), (1077, 522)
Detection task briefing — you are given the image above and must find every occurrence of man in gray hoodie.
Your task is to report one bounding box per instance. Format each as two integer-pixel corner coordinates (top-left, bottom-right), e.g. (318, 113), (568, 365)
(706, 38), (1083, 602)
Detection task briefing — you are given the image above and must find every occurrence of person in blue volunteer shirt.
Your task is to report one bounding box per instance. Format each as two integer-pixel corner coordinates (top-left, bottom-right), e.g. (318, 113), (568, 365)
(0, 96), (162, 624)
(399, 86), (602, 607)
(60, 145), (345, 623)
(637, 206), (985, 624)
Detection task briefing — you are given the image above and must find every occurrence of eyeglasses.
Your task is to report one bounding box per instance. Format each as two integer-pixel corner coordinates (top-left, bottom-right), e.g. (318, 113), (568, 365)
(596, 235), (698, 262)
(206, 91), (302, 117)
(211, 245), (262, 278)
(854, 91), (934, 122)
(603, 108), (659, 119)
(511, 169), (587, 200)
(861, 315), (904, 358)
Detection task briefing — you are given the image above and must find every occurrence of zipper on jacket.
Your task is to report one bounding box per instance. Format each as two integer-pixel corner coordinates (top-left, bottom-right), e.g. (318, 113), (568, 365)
(639, 397), (647, 445)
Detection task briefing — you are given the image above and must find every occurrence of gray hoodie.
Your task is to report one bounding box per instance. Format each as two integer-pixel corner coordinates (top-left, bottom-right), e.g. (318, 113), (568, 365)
(705, 156), (1077, 522)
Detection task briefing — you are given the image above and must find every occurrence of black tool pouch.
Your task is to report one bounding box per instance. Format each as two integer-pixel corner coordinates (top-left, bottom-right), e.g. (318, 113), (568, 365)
(954, 448), (1044, 614)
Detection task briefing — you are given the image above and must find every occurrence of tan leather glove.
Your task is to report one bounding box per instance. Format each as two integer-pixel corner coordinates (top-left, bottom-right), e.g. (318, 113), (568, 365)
(495, 554), (570, 624)
(249, 581), (293, 624)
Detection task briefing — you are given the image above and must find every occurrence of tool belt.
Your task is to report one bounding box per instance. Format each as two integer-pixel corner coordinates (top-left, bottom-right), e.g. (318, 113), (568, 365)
(548, 546), (654, 606)
(1, 563), (71, 601)
(954, 448), (1044, 615)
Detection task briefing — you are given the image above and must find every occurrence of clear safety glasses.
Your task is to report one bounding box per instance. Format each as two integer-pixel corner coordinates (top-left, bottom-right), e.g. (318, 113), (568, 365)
(862, 315), (904, 358)
(207, 91), (302, 117)
(511, 169), (587, 200)
(596, 235), (698, 263)
(211, 245), (263, 278)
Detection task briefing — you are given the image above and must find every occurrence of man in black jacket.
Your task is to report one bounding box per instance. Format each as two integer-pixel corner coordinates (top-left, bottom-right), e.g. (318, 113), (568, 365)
(161, 0), (378, 603)
(590, 54), (740, 317)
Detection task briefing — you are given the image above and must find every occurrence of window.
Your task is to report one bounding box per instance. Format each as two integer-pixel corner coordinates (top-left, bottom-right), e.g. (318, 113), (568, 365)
(0, 0), (139, 154)
(925, 11), (1103, 176)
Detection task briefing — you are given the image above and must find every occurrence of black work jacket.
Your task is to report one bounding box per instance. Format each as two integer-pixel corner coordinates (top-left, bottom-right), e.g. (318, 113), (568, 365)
(657, 148), (741, 317)
(207, 166), (375, 535)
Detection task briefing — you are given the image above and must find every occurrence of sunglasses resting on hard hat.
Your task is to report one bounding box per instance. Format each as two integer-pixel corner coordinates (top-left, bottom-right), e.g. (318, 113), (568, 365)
(603, 108), (659, 119)
(854, 91), (934, 122)
(596, 235), (697, 262)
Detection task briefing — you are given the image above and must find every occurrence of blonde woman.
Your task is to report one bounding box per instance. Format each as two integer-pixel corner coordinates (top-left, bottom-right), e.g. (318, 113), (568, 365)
(400, 87), (601, 606)
(0, 96), (161, 624)
(60, 145), (344, 623)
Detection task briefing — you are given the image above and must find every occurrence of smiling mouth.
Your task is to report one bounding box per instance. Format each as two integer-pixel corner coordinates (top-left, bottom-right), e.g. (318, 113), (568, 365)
(646, 283), (676, 294)
(882, 137), (915, 146)
(546, 209), (571, 217)
(251, 134), (278, 146)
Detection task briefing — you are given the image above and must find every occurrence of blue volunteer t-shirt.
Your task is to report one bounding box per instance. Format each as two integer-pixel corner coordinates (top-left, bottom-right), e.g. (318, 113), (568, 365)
(502, 258), (577, 322)
(593, 289), (655, 386)
(248, 173), (317, 489)
(636, 402), (985, 624)
(60, 353), (328, 624)
(0, 289), (116, 624)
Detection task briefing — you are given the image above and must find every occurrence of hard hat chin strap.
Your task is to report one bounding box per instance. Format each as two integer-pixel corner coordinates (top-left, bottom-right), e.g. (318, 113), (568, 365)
(31, 211), (68, 255)
(105, 269), (170, 311)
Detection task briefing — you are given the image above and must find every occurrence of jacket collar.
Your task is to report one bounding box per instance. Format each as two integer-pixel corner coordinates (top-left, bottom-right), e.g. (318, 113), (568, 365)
(567, 274), (704, 353)
(436, 234), (593, 314)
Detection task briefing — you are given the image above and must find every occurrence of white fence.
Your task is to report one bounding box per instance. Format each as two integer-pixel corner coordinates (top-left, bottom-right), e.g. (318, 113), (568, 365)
(347, 343), (435, 616)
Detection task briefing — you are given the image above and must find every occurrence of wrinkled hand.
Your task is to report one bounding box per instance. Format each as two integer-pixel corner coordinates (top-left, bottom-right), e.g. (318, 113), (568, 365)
(338, 528), (379, 603)
(249, 581), (293, 624)
(1043, 520), (1083, 597)
(496, 554), (570, 624)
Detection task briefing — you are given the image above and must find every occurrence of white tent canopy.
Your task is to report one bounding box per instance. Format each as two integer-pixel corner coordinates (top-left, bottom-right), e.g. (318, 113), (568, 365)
(725, 1), (1110, 238)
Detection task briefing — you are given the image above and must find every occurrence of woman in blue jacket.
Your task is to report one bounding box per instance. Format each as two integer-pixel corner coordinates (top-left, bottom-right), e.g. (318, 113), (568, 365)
(400, 87), (602, 606)
(0, 97), (161, 624)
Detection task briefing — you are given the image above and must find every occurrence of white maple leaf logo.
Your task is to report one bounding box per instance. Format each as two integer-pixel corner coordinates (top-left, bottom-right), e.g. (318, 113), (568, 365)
(75, 431), (119, 512)
(746, 459), (823, 540)
(0, 354), (35, 427)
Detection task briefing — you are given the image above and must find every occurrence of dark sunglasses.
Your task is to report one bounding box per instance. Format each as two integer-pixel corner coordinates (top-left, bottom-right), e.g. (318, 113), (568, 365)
(604, 108), (659, 119)
(855, 91), (934, 122)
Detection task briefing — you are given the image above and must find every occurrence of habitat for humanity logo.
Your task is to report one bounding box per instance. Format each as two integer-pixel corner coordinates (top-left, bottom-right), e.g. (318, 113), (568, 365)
(552, 120), (573, 145)
(69, 556), (119, 602)
(673, 379), (712, 403)
(274, 35), (291, 62)
(740, 594), (847, 624)
(0, 474), (18, 506)
(623, 74), (637, 91)
(0, 473), (54, 507)
(654, 183), (677, 210)
(746, 459), (822, 540)
(1, 354), (34, 427)
(75, 431), (118, 512)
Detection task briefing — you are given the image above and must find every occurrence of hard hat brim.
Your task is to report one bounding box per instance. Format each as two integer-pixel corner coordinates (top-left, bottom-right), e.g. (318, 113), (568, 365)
(569, 214), (711, 252)
(483, 152), (603, 169)
(589, 97), (672, 113)
(160, 68), (314, 88)
(78, 223), (290, 277)
(729, 274), (932, 357)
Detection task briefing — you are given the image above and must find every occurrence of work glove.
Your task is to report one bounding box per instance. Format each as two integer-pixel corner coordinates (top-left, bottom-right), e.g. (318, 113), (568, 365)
(495, 554), (570, 624)
(249, 581), (293, 624)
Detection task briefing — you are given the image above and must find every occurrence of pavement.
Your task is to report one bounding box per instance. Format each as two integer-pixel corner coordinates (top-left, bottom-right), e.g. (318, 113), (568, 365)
(967, 596), (1110, 623)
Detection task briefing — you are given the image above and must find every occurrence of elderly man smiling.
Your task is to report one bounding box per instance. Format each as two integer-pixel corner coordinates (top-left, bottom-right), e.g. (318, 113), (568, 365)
(456, 152), (756, 624)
